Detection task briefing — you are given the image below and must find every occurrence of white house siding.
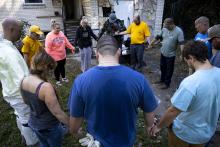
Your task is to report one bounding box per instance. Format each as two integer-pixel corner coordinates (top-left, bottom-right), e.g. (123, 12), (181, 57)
(154, 0), (165, 36)
(82, 0), (114, 29)
(0, 0), (63, 33)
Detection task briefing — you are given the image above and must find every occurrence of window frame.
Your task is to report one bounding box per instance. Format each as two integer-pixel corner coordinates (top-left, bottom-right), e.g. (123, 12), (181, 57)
(23, 0), (46, 8)
(24, 0), (43, 4)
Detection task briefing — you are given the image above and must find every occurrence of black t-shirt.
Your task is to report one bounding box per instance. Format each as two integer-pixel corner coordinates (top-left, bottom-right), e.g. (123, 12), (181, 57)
(75, 26), (98, 49)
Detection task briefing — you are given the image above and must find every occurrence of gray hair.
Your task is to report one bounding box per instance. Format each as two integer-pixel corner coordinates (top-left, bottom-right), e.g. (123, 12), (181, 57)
(195, 16), (209, 25)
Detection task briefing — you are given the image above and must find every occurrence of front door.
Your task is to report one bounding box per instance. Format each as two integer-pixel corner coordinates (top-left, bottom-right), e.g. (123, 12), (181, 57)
(63, 0), (83, 20)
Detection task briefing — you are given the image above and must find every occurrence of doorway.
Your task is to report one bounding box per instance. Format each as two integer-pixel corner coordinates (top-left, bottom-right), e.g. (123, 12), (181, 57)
(63, 0), (83, 20)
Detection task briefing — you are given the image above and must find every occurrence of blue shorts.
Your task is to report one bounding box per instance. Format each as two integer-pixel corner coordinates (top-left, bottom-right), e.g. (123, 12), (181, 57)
(31, 123), (67, 147)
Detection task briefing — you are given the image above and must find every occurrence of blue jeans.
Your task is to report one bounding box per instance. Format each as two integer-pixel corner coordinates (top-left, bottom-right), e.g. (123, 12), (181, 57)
(130, 44), (145, 69)
(80, 47), (92, 72)
(31, 124), (65, 147)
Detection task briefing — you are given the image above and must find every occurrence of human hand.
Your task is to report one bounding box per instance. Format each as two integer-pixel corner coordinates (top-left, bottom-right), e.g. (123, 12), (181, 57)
(71, 48), (75, 54)
(150, 124), (161, 137)
(115, 31), (119, 35)
(148, 44), (153, 48)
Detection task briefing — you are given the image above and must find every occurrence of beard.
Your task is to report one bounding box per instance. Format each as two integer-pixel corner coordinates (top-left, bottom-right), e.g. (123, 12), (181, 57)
(135, 21), (140, 25)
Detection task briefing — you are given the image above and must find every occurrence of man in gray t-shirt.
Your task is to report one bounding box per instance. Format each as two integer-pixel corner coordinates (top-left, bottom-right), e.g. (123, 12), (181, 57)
(150, 18), (184, 89)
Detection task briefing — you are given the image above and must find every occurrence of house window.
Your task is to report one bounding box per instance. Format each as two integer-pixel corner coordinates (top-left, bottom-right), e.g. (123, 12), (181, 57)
(102, 7), (112, 17)
(23, 0), (45, 8)
(25, 0), (43, 3)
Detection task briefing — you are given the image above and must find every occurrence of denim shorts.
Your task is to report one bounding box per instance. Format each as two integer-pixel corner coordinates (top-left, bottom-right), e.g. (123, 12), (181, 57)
(31, 123), (67, 147)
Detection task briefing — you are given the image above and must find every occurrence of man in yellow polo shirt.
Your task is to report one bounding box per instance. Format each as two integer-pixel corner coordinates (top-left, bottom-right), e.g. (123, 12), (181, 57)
(118, 15), (151, 71)
(22, 25), (43, 67)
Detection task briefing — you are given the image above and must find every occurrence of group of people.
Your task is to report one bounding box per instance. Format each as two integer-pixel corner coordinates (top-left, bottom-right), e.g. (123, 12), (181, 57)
(0, 12), (220, 147)
(0, 18), (75, 146)
(21, 20), (75, 86)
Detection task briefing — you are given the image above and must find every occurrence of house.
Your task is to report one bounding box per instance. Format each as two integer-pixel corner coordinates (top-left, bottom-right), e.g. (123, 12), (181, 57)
(0, 0), (165, 44)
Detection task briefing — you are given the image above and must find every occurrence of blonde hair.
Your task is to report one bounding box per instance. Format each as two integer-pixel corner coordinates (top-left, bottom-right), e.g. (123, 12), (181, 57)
(50, 19), (60, 29)
(80, 17), (88, 26)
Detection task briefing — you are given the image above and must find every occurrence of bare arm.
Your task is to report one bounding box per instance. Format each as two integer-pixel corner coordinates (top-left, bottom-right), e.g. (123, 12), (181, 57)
(144, 112), (155, 135)
(64, 35), (75, 53)
(150, 106), (181, 136)
(42, 83), (69, 126)
(118, 31), (128, 35)
(23, 53), (29, 67)
(69, 116), (83, 136)
(148, 36), (162, 48)
(180, 44), (184, 54)
(90, 27), (98, 41)
(158, 106), (181, 128)
(179, 44), (185, 61)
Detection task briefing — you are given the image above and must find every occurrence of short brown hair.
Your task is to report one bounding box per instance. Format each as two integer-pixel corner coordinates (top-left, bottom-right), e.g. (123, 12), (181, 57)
(30, 50), (56, 81)
(96, 35), (119, 56)
(182, 40), (208, 63)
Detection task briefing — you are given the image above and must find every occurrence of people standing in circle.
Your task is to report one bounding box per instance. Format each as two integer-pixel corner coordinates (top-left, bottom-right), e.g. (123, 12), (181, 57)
(75, 18), (98, 72)
(45, 20), (75, 86)
(22, 25), (43, 68)
(21, 50), (69, 147)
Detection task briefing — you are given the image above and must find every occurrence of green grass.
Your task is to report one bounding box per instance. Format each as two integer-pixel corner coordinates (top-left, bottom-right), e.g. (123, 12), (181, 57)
(0, 59), (168, 147)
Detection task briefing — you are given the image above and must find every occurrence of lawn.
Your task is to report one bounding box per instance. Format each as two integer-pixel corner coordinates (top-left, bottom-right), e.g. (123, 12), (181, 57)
(0, 58), (168, 147)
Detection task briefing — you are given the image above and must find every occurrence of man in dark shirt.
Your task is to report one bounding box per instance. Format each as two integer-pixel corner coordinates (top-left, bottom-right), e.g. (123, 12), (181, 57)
(99, 12), (126, 48)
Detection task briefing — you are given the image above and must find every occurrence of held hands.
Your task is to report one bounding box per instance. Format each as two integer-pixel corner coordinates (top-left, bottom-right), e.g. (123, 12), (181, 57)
(149, 124), (161, 137)
(148, 117), (161, 137)
(71, 47), (75, 54)
(115, 31), (120, 35)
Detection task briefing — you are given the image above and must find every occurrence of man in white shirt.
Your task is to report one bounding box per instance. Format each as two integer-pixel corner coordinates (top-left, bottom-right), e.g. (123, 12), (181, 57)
(0, 18), (38, 146)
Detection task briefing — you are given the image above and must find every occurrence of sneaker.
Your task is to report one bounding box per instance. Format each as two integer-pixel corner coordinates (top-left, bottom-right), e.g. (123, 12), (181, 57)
(62, 78), (69, 83)
(56, 81), (62, 86)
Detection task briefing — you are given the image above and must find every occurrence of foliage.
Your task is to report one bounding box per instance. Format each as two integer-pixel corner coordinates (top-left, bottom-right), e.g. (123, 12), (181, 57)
(164, 0), (220, 39)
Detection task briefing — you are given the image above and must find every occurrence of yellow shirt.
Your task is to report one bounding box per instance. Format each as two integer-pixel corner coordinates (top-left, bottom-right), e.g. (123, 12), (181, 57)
(126, 21), (151, 44)
(21, 35), (42, 64)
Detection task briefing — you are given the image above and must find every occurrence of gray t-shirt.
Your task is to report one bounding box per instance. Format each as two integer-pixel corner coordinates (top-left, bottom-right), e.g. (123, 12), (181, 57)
(160, 26), (184, 57)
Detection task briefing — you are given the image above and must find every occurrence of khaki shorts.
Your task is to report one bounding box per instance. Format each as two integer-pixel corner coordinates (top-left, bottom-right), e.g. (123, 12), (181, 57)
(168, 125), (204, 147)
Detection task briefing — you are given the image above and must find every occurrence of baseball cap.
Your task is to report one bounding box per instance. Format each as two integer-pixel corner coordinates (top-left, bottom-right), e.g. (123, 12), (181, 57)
(207, 24), (220, 40)
(109, 13), (117, 23)
(29, 25), (43, 35)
